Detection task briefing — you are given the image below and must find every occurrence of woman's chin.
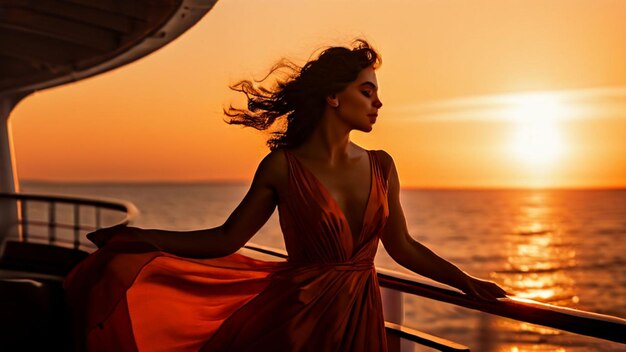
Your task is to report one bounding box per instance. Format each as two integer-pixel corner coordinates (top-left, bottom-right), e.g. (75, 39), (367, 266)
(358, 125), (374, 133)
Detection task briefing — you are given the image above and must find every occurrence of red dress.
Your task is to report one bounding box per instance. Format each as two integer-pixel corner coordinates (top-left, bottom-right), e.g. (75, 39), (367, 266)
(65, 150), (390, 351)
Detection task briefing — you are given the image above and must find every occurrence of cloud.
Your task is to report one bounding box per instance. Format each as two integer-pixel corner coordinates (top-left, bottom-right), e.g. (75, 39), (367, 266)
(388, 86), (626, 122)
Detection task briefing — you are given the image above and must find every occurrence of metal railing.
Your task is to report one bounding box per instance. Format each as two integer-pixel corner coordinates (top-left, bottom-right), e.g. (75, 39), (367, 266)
(0, 192), (138, 250)
(242, 243), (626, 348)
(376, 267), (626, 345)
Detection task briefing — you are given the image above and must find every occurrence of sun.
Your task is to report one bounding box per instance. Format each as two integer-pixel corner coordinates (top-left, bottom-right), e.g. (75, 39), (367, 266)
(506, 94), (567, 167)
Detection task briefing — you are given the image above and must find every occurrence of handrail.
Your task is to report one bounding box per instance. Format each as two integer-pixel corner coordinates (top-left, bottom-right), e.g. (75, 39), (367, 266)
(242, 243), (626, 345)
(377, 268), (626, 344)
(0, 192), (139, 219)
(0, 192), (138, 249)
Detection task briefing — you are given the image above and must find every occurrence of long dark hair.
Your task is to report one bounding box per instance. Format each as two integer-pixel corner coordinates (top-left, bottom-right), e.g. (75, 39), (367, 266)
(224, 39), (381, 150)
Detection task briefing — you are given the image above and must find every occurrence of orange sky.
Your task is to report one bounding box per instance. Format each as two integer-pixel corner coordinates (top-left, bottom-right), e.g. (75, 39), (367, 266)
(11, 0), (626, 188)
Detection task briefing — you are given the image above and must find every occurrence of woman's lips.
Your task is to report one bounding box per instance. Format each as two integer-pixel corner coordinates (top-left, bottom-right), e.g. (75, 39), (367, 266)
(368, 114), (378, 122)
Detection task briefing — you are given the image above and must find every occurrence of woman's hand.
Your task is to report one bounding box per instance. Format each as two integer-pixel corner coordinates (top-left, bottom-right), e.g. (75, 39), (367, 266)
(460, 276), (509, 302)
(87, 224), (140, 248)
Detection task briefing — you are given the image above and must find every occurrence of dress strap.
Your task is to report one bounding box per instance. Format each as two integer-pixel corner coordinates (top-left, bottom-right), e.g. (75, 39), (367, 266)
(369, 150), (391, 191)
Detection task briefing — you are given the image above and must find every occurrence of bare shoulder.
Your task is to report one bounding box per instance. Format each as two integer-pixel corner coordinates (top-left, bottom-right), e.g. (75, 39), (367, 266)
(255, 149), (288, 186)
(260, 148), (287, 165)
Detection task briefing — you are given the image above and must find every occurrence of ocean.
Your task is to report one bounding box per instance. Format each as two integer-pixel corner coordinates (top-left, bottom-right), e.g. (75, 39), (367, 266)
(21, 181), (626, 351)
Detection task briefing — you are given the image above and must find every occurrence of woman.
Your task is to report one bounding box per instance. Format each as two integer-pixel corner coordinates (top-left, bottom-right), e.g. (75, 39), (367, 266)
(67, 40), (507, 351)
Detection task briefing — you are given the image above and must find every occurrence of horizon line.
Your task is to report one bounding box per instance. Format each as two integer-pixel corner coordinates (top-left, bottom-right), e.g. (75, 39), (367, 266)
(20, 179), (626, 191)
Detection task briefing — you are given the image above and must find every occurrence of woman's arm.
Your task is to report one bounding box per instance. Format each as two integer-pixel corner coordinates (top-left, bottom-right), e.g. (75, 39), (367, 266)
(379, 152), (507, 301)
(88, 151), (284, 258)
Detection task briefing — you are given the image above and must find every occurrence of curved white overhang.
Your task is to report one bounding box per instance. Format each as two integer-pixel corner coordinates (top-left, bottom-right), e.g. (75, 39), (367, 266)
(0, 0), (218, 96)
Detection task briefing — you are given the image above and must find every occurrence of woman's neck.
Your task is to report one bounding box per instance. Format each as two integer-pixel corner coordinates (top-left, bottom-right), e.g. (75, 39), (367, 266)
(296, 114), (354, 164)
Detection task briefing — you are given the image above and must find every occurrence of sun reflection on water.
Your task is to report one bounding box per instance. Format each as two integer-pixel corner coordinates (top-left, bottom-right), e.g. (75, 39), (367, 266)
(492, 191), (582, 342)
(505, 346), (567, 352)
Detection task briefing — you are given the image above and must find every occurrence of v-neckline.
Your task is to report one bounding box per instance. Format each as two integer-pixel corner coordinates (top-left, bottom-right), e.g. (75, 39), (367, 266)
(286, 150), (374, 243)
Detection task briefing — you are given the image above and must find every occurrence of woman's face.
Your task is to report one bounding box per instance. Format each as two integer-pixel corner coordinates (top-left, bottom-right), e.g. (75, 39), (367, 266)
(333, 66), (383, 132)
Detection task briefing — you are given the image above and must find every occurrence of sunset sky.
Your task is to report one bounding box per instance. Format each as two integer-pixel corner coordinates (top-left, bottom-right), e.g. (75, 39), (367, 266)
(11, 0), (626, 189)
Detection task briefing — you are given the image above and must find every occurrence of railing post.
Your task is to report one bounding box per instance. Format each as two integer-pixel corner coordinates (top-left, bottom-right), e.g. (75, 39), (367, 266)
(381, 287), (414, 352)
(73, 204), (80, 249)
(48, 201), (56, 244)
(20, 199), (28, 241)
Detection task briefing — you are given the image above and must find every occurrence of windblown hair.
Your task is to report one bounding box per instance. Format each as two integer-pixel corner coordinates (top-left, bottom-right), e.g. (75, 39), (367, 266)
(224, 39), (381, 150)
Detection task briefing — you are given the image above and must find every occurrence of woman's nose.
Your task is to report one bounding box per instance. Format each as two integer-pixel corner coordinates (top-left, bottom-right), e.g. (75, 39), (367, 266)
(373, 99), (382, 109)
